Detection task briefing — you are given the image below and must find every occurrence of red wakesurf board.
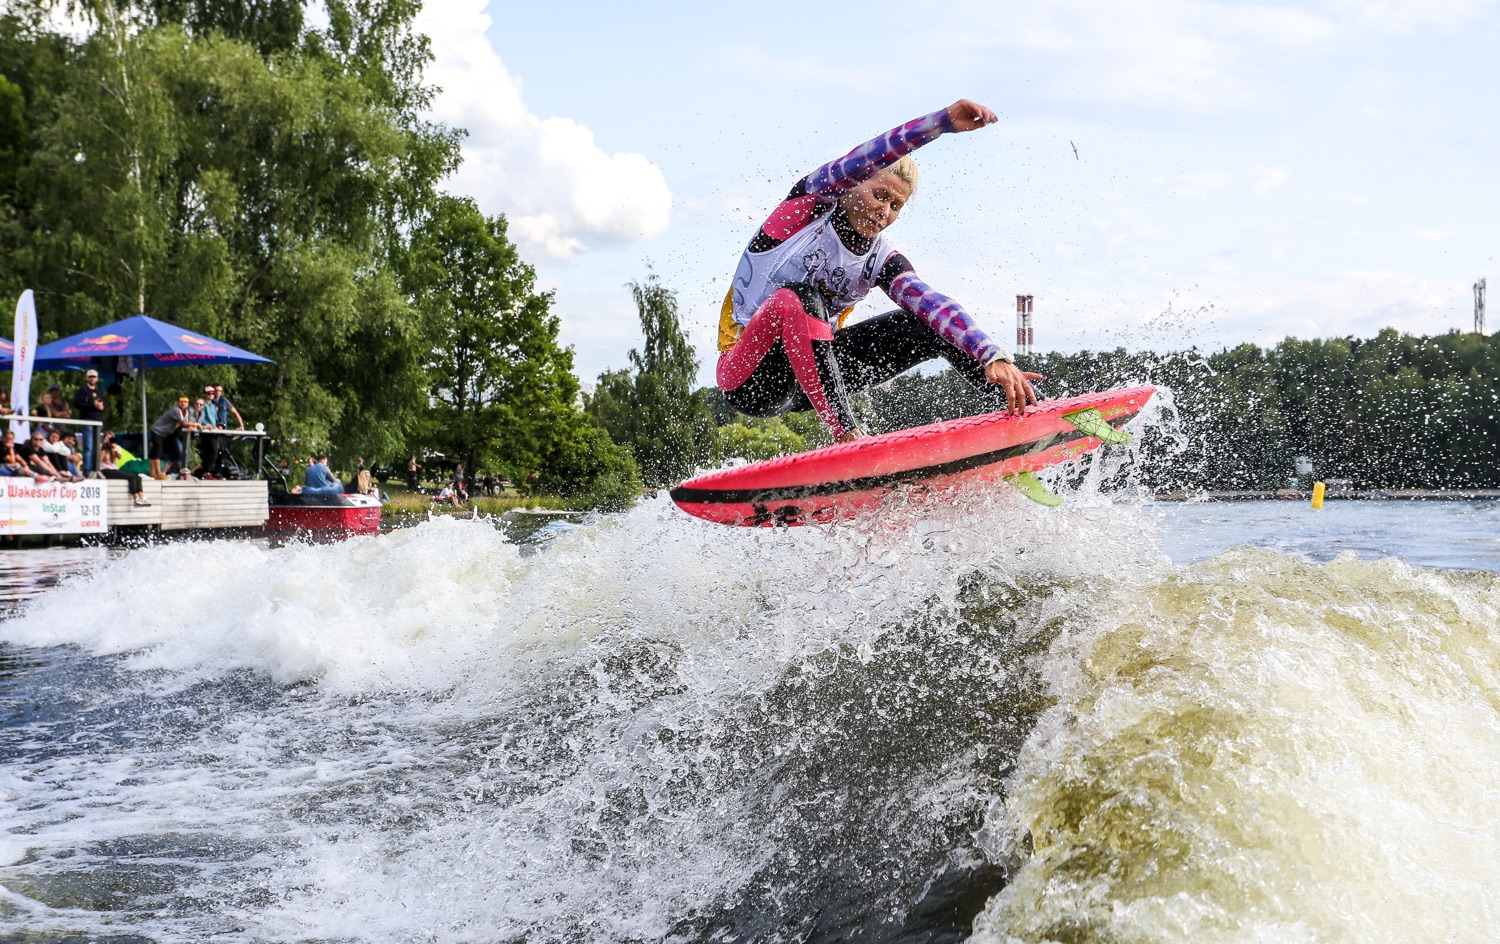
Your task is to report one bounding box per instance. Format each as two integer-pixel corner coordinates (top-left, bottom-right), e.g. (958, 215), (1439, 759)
(670, 386), (1154, 526)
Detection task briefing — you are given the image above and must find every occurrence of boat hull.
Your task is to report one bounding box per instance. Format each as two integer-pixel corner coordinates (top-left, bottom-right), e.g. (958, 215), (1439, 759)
(266, 494), (381, 538)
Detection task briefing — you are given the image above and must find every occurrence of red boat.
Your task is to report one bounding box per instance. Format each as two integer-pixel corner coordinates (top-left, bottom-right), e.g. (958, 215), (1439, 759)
(266, 492), (382, 539)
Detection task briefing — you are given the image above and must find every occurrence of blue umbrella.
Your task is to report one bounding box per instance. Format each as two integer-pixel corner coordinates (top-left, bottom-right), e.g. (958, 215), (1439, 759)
(34, 315), (271, 368)
(33, 315), (273, 456)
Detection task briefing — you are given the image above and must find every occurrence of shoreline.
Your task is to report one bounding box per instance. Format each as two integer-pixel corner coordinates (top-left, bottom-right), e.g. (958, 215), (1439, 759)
(1153, 488), (1500, 502)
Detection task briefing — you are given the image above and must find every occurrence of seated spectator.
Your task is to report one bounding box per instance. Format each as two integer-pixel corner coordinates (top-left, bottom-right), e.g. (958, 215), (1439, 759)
(15, 430), (62, 481)
(99, 434), (150, 506)
(431, 483), (462, 507)
(0, 431), (26, 476)
(60, 433), (85, 477)
(149, 396), (197, 479)
(40, 430), (83, 481)
(0, 391), (13, 416)
(291, 454), (344, 496)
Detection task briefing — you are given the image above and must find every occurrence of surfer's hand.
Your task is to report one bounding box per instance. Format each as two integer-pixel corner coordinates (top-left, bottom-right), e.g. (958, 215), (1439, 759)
(985, 361), (1043, 415)
(948, 100), (998, 132)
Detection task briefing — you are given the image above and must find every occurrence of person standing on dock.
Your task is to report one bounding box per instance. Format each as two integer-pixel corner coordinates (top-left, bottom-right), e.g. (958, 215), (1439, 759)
(194, 391), (220, 476)
(211, 385), (244, 431)
(149, 397), (198, 480)
(72, 370), (106, 473)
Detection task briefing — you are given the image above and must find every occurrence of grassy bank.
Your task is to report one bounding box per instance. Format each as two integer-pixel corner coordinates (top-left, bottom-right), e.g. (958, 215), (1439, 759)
(379, 485), (596, 525)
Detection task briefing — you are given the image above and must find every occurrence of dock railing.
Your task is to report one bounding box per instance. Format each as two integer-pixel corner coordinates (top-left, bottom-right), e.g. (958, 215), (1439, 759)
(183, 427), (268, 479)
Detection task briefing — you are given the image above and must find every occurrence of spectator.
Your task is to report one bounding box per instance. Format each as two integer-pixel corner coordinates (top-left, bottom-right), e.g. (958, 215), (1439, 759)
(61, 432), (86, 478)
(291, 453), (344, 496)
(148, 396), (197, 479)
(195, 387), (221, 475)
(15, 430), (62, 481)
(41, 430), (82, 480)
(34, 384), (72, 420)
(0, 431), (26, 476)
(431, 482), (462, 507)
(405, 454), (420, 491)
(0, 391), (13, 415)
(211, 384), (244, 430)
(453, 460), (469, 502)
(99, 433), (150, 506)
(72, 369), (106, 472)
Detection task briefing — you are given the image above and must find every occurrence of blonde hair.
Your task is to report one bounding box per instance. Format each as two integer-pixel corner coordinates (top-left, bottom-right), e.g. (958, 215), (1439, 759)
(888, 155), (919, 195)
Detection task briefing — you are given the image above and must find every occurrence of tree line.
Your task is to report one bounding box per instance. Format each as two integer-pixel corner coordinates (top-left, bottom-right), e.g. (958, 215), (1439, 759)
(4, 2), (1492, 504)
(0, 0), (642, 505)
(854, 328), (1500, 492)
(593, 307), (1500, 495)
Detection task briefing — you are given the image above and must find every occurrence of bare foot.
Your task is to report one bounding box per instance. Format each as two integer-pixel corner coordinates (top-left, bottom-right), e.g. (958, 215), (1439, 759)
(835, 429), (867, 444)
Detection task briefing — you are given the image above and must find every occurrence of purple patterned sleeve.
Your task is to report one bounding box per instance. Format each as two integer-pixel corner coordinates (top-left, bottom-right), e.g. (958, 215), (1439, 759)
(803, 109), (955, 196)
(887, 271), (1012, 365)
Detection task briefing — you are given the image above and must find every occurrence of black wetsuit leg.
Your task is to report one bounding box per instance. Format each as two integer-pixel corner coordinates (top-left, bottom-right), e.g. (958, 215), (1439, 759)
(833, 310), (1006, 409)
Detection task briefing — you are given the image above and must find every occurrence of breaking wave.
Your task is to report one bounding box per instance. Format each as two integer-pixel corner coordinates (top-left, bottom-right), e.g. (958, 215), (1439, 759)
(1, 457), (1498, 942)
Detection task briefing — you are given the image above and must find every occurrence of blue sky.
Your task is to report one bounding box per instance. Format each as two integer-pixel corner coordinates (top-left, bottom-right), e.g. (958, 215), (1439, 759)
(415, 0), (1499, 383)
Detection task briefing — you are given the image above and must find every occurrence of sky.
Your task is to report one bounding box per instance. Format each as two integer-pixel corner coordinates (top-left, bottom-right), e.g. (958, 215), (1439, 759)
(411, 0), (1500, 384)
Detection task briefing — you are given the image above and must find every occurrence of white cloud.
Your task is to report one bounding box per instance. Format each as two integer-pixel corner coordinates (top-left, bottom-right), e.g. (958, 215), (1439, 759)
(1336, 0), (1496, 31)
(1175, 171), (1232, 198)
(1253, 165), (1290, 195)
(928, 0), (1492, 111)
(414, 0), (671, 258)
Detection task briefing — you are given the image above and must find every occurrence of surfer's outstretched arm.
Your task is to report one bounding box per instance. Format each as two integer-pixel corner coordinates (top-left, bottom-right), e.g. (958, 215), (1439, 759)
(877, 258), (1042, 414)
(801, 100), (998, 198)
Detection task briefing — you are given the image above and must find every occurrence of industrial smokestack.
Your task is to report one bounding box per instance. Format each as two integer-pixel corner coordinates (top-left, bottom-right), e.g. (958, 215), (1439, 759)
(1015, 295), (1034, 356)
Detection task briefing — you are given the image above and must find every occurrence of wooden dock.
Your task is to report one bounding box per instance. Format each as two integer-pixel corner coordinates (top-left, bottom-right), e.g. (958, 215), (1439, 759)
(105, 479), (268, 530)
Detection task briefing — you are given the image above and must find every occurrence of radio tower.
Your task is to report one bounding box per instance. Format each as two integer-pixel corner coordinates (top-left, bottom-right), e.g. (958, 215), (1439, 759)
(1015, 295), (1034, 356)
(1476, 278), (1487, 336)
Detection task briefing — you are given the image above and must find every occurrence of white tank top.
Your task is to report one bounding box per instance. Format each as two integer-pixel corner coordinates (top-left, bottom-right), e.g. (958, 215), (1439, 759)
(730, 209), (898, 327)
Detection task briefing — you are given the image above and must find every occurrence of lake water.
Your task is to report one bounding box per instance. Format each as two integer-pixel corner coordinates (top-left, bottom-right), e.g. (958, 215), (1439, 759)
(1, 494), (1497, 943)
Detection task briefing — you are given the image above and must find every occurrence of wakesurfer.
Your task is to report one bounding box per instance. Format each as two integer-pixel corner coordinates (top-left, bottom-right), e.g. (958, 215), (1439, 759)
(717, 99), (1043, 443)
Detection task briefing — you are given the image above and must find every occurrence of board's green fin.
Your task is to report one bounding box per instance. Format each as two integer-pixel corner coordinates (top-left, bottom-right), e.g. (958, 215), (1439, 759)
(1063, 407), (1133, 446)
(1006, 470), (1065, 507)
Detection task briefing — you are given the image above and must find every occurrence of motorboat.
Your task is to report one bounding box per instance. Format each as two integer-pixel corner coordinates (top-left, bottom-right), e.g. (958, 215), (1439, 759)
(266, 491), (381, 539)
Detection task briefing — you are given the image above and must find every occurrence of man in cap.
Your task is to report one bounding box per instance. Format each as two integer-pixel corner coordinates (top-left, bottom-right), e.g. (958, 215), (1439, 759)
(72, 369), (106, 473)
(197, 385), (221, 475)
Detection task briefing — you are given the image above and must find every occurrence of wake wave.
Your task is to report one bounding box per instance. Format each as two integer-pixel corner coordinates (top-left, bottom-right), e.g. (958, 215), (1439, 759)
(2, 469), (1498, 942)
(978, 549), (1500, 944)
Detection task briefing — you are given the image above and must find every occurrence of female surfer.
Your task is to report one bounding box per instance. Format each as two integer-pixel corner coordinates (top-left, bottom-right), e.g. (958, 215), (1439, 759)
(717, 99), (1042, 443)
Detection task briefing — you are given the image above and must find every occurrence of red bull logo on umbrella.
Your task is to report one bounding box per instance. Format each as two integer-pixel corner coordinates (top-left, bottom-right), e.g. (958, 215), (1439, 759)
(179, 334), (230, 354)
(61, 333), (132, 355)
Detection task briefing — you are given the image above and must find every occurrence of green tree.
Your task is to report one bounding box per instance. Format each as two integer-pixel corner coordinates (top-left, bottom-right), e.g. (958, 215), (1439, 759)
(587, 274), (716, 487)
(538, 420), (641, 512)
(0, 2), (459, 462)
(405, 195), (580, 477)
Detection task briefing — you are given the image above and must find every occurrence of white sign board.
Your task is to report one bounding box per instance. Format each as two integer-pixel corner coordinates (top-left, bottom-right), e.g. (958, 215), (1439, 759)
(0, 479), (108, 535)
